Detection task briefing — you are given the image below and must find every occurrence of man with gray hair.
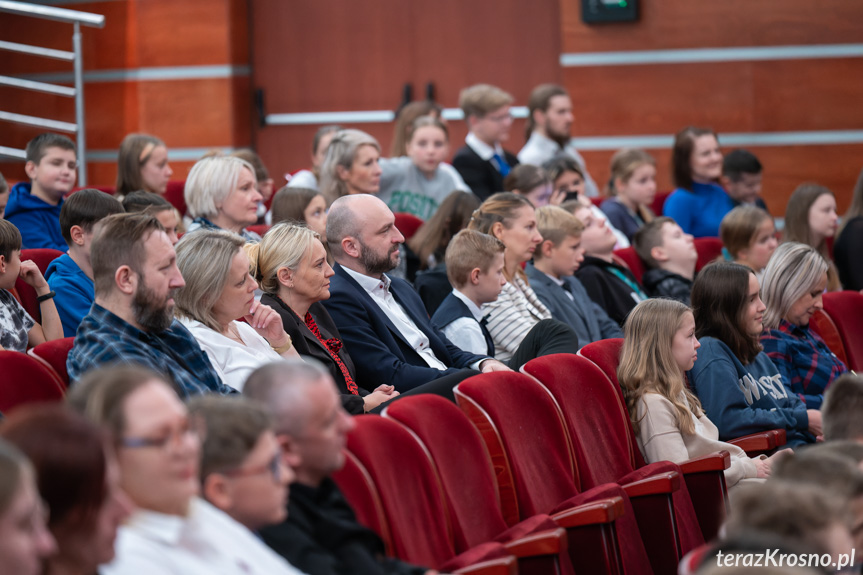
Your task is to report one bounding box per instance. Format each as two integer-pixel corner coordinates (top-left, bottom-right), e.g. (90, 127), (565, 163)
(323, 194), (510, 394)
(245, 360), (434, 575)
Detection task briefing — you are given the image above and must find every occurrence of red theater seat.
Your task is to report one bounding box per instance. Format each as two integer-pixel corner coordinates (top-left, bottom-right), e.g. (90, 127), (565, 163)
(0, 351), (65, 413)
(28, 337), (75, 389)
(822, 291), (863, 371)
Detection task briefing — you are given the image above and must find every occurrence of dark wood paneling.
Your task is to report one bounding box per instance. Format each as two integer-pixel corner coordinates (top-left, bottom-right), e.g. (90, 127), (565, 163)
(561, 0), (863, 53)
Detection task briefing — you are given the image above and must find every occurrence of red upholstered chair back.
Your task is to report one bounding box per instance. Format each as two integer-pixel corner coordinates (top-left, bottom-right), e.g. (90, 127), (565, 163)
(15, 248), (65, 323)
(344, 415), (460, 569)
(523, 354), (637, 489)
(454, 372), (581, 519)
(578, 339), (648, 468)
(612, 247), (645, 283)
(164, 180), (187, 216)
(21, 248), (65, 274)
(28, 337), (75, 389)
(809, 309), (849, 367)
(651, 191), (671, 216)
(331, 449), (393, 554)
(393, 212), (424, 241)
(693, 237), (724, 272)
(0, 351), (65, 413)
(822, 291), (863, 371)
(383, 395), (513, 549)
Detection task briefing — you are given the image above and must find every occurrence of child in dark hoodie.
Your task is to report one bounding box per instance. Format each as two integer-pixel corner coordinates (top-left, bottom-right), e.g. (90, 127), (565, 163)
(5, 133), (78, 251)
(633, 216), (697, 305)
(45, 189), (124, 336)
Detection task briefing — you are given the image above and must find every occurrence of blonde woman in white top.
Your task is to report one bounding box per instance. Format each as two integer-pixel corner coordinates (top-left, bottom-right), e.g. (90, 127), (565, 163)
(174, 229), (300, 391)
(619, 298), (782, 489)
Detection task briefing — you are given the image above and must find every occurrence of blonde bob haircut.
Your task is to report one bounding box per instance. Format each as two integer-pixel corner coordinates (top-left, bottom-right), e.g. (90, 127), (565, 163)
(184, 155), (256, 220)
(318, 129), (381, 205)
(760, 242), (829, 330)
(174, 229), (247, 331)
(619, 298), (703, 436)
(246, 222), (320, 296)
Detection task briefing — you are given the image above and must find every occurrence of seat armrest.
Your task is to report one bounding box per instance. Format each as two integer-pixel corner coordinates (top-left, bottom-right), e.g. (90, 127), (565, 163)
(453, 556), (517, 575)
(551, 496), (624, 528)
(621, 471), (679, 497)
(728, 430), (782, 454)
(502, 527), (566, 557)
(679, 451), (730, 473)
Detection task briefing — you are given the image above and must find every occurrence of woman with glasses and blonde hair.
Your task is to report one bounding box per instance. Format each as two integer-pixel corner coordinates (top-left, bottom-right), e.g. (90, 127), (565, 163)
(66, 365), (306, 575)
(173, 229), (300, 392)
(620, 298), (776, 488)
(760, 242), (848, 409)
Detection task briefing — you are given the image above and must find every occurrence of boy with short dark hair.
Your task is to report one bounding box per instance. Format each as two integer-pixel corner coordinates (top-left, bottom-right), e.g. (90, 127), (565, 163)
(527, 206), (622, 348)
(721, 148), (768, 211)
(432, 229), (507, 356)
(5, 133), (78, 251)
(633, 216), (697, 305)
(45, 189), (124, 336)
(0, 219), (63, 351)
(823, 374), (863, 442)
(452, 84), (520, 201)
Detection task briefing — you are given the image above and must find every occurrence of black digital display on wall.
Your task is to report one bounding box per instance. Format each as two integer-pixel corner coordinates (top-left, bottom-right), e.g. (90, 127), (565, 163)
(582, 0), (639, 23)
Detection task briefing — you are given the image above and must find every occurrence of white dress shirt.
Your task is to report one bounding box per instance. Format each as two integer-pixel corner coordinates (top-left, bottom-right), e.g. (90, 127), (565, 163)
(441, 289), (489, 356)
(342, 267), (449, 370)
(466, 132), (507, 164)
(100, 498), (307, 575)
(179, 318), (282, 392)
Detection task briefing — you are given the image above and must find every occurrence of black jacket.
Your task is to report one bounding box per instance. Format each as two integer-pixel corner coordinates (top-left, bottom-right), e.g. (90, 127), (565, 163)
(260, 479), (428, 575)
(574, 255), (647, 326)
(451, 145), (519, 202)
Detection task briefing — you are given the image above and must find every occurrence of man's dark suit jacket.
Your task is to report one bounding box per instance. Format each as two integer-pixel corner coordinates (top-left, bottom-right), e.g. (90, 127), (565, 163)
(451, 145), (519, 201)
(322, 264), (486, 392)
(262, 294), (368, 415)
(259, 478), (427, 575)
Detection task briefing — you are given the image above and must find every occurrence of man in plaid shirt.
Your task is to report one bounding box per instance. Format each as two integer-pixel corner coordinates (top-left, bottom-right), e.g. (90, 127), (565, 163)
(68, 213), (235, 396)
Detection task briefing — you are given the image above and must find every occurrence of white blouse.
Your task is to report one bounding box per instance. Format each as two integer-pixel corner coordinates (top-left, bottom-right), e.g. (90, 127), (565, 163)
(100, 498), (305, 575)
(179, 318), (281, 392)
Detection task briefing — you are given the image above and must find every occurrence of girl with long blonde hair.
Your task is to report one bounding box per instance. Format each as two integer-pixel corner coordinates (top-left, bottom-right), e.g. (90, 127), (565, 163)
(619, 298), (774, 488)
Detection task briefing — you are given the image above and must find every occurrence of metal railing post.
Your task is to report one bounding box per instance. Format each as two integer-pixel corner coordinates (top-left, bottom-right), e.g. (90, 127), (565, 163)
(72, 21), (87, 186)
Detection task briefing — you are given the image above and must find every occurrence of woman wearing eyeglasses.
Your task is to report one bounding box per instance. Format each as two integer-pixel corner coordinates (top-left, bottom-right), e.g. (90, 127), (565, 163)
(67, 365), (307, 575)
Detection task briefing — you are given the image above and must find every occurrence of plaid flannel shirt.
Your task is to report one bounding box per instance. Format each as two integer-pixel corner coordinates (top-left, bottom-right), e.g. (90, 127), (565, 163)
(760, 319), (847, 409)
(68, 303), (237, 397)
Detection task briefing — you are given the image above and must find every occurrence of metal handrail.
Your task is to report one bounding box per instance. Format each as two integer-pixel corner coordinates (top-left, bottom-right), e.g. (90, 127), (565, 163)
(0, 1), (105, 184)
(0, 1), (104, 28)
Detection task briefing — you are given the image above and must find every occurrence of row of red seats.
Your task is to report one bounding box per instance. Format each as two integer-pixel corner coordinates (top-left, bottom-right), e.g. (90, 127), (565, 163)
(331, 349), (790, 575)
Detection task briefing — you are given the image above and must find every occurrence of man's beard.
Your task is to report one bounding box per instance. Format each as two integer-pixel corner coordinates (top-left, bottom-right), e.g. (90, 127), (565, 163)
(359, 242), (400, 276)
(545, 120), (570, 147)
(132, 283), (175, 332)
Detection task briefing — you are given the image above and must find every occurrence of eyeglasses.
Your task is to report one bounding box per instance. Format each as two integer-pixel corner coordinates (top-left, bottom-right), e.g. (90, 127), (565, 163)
(120, 416), (206, 452)
(224, 452), (283, 483)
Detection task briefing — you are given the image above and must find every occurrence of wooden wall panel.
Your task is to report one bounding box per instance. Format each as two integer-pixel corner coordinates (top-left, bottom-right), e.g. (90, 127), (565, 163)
(560, 0), (863, 53)
(564, 58), (863, 136)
